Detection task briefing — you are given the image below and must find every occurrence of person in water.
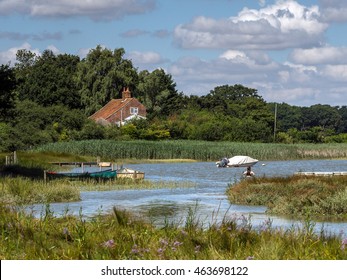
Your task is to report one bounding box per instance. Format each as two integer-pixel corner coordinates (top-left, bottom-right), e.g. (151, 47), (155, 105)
(243, 166), (255, 177)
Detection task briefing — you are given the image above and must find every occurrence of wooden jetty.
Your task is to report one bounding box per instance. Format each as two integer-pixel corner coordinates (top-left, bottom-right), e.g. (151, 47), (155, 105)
(50, 161), (98, 167)
(295, 171), (347, 176)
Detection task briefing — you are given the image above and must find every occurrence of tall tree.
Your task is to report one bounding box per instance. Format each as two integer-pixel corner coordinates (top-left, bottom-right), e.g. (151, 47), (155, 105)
(137, 68), (180, 118)
(75, 46), (138, 115)
(0, 64), (16, 121)
(15, 50), (81, 109)
(301, 104), (341, 131)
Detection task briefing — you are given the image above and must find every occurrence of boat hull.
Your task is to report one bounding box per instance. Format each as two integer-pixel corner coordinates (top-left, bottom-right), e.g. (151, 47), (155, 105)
(47, 169), (117, 179)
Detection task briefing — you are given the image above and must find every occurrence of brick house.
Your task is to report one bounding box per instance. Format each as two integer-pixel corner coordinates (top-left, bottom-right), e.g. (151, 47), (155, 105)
(89, 87), (147, 126)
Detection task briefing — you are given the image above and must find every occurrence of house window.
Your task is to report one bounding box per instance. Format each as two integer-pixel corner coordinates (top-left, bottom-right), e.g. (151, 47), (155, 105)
(130, 107), (138, 115)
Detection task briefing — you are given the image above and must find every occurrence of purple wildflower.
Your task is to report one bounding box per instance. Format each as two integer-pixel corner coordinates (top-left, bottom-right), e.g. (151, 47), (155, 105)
(173, 241), (183, 247)
(341, 238), (347, 250)
(246, 256), (255, 260)
(131, 244), (140, 254)
(62, 227), (70, 235)
(194, 245), (201, 253)
(160, 239), (169, 246)
(102, 239), (115, 248)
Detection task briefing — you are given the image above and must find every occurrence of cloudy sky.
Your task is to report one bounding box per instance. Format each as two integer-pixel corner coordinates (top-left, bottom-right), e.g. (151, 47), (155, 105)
(1, 0), (347, 106)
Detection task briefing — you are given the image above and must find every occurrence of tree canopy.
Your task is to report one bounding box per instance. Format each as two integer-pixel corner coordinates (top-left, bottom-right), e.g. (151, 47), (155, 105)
(0, 45), (346, 151)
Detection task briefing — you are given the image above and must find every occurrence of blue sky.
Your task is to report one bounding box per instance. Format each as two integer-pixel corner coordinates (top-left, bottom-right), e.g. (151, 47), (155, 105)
(1, 0), (347, 106)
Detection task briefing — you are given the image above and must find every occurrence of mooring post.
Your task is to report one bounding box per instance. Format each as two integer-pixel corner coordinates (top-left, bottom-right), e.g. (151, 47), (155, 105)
(44, 170), (47, 184)
(82, 163), (84, 173)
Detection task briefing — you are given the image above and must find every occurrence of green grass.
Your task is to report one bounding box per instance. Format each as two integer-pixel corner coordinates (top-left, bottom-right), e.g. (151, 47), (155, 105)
(227, 175), (347, 220)
(1, 204), (346, 260)
(0, 177), (80, 205)
(35, 140), (347, 161)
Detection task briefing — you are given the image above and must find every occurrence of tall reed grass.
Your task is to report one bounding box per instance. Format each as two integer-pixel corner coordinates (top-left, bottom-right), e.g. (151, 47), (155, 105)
(227, 175), (347, 219)
(0, 177), (80, 205)
(36, 140), (347, 161)
(1, 205), (346, 260)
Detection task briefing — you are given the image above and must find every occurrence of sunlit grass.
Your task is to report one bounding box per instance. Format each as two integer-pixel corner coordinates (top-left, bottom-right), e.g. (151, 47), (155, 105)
(1, 204), (346, 260)
(36, 140), (347, 161)
(227, 175), (347, 220)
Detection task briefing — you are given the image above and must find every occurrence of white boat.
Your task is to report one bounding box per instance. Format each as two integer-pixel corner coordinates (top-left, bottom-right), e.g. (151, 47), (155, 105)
(216, 155), (258, 168)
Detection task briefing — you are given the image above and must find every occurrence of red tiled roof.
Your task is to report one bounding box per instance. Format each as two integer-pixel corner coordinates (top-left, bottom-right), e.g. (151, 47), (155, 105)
(89, 98), (134, 121)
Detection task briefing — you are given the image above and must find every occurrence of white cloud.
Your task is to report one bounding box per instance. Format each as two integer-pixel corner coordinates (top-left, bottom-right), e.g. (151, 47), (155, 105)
(320, 0), (347, 22)
(220, 50), (248, 61)
(0, 42), (41, 65)
(127, 51), (166, 65)
(174, 0), (327, 50)
(290, 47), (347, 65)
(321, 65), (347, 82)
(46, 45), (61, 55)
(166, 49), (347, 106)
(0, 0), (155, 20)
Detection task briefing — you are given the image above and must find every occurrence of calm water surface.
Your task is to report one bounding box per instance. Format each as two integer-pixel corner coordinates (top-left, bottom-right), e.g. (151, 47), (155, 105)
(28, 159), (347, 238)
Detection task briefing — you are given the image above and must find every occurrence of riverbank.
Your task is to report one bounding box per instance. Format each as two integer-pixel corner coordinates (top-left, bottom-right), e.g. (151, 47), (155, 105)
(227, 175), (347, 220)
(1, 204), (346, 260)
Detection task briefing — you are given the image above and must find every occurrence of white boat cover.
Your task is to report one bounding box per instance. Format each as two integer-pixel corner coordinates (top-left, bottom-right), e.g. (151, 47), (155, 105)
(226, 156), (258, 167)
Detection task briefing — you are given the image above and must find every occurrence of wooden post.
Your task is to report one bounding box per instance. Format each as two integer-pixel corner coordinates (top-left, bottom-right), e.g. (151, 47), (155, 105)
(44, 170), (47, 184)
(82, 163), (84, 173)
(13, 151), (17, 164)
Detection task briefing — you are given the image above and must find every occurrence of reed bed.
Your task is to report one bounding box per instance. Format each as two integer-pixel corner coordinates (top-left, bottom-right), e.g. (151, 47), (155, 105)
(36, 140), (347, 161)
(0, 177), (80, 205)
(1, 205), (346, 260)
(227, 175), (347, 219)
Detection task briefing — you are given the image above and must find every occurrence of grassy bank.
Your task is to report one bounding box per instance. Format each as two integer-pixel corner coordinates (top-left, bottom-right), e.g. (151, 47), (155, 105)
(36, 140), (347, 161)
(0, 177), (80, 205)
(227, 175), (347, 220)
(1, 204), (346, 260)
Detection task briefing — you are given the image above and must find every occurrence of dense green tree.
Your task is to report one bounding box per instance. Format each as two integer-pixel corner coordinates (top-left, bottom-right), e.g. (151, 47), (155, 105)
(337, 106), (347, 133)
(137, 69), (181, 118)
(0, 64), (17, 121)
(75, 46), (138, 115)
(301, 104), (341, 131)
(15, 50), (81, 109)
(268, 102), (302, 132)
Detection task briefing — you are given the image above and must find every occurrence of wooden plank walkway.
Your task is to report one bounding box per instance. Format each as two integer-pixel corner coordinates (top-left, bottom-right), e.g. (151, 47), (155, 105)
(49, 162), (98, 167)
(295, 171), (347, 176)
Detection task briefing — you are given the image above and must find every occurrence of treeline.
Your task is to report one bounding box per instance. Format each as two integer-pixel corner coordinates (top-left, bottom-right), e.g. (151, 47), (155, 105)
(1, 45), (347, 152)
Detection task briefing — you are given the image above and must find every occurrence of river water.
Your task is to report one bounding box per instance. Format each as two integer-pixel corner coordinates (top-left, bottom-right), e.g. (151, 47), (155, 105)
(27, 159), (347, 238)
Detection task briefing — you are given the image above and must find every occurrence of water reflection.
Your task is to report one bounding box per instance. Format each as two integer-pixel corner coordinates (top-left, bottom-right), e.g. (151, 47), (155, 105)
(28, 159), (347, 238)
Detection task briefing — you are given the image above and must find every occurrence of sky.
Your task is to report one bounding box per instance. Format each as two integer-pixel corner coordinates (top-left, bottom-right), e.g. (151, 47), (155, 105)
(1, 0), (347, 107)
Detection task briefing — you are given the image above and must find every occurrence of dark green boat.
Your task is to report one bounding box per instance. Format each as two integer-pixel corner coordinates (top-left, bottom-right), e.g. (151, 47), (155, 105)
(47, 169), (117, 179)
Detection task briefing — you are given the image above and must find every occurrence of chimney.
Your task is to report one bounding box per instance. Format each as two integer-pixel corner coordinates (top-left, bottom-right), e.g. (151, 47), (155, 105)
(122, 87), (131, 99)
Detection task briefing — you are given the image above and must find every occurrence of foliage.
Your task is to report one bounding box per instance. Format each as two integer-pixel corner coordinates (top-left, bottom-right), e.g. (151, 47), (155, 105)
(0, 64), (17, 121)
(137, 69), (183, 118)
(0, 45), (347, 151)
(227, 175), (347, 219)
(75, 46), (138, 115)
(35, 140), (347, 161)
(0, 101), (86, 151)
(0, 205), (346, 260)
(15, 49), (81, 109)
